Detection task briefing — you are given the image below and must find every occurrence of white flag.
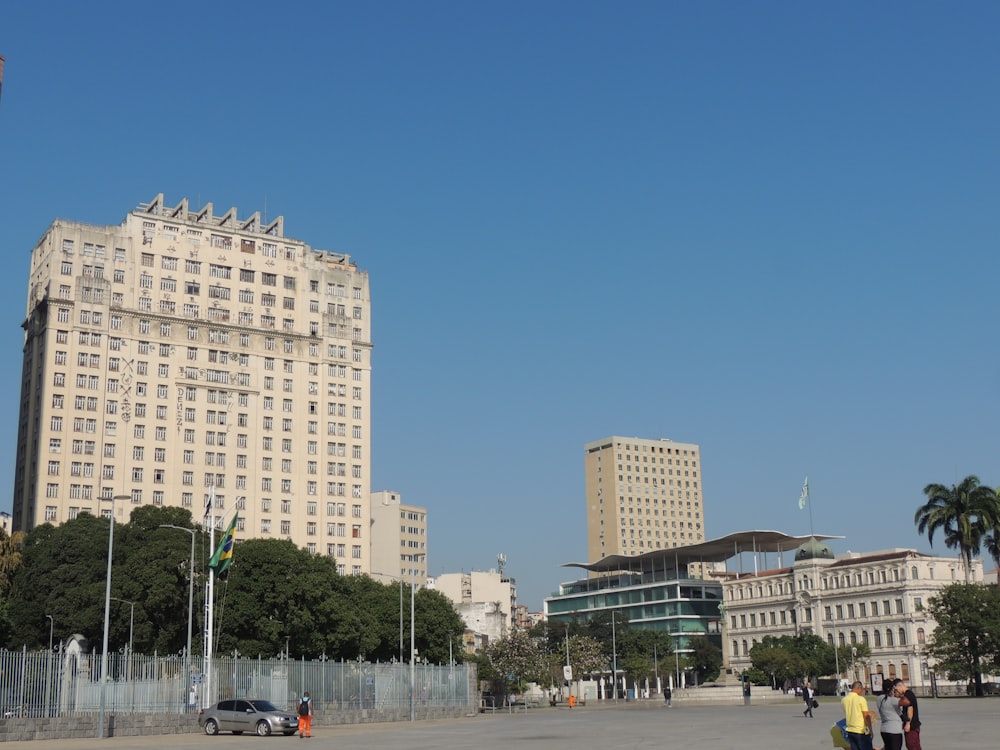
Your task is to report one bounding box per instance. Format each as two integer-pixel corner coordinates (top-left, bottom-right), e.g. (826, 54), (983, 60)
(798, 476), (809, 510)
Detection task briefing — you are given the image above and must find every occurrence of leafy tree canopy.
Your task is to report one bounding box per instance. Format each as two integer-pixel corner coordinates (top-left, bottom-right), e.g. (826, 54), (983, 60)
(926, 583), (1000, 696)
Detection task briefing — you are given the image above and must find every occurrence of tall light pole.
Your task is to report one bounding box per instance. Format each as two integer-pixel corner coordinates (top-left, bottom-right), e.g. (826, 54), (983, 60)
(410, 552), (425, 722)
(98, 495), (125, 739)
(110, 598), (135, 661)
(160, 524), (196, 712)
(611, 610), (618, 703)
(111, 596), (135, 712)
(45, 615), (54, 717)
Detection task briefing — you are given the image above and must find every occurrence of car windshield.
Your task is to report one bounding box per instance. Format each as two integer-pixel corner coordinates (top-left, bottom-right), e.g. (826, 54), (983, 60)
(247, 700), (279, 712)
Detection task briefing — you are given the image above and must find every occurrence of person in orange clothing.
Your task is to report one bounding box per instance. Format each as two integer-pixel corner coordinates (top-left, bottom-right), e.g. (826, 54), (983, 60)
(297, 691), (313, 738)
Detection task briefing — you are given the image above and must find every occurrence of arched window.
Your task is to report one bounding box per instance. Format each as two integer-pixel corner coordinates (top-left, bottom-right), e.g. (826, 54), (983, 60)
(886, 629), (894, 647)
(733, 640), (739, 657)
(898, 628), (906, 646)
(742, 640), (748, 656)
(850, 631), (857, 643)
(917, 628), (925, 644)
(838, 632), (846, 646)
(888, 663), (897, 679)
(911, 566), (919, 580)
(862, 630), (869, 646)
(827, 634), (834, 646)
(874, 630), (882, 648)
(901, 662), (909, 681)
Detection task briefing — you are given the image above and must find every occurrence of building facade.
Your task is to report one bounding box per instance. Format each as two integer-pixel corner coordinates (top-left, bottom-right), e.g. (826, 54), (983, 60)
(369, 490), (428, 583)
(585, 436), (704, 563)
(721, 541), (985, 694)
(13, 195), (373, 573)
(432, 568), (517, 647)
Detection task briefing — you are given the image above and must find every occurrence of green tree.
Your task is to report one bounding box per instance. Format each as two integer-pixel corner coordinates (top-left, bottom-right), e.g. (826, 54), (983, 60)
(750, 633), (834, 684)
(925, 583), (1000, 696)
(7, 514), (116, 648)
(686, 635), (722, 684)
(915, 476), (999, 582)
(0, 528), (26, 596)
(982, 524), (1000, 582)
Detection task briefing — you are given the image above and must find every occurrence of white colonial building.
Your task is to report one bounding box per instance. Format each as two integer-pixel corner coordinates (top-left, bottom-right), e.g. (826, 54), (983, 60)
(721, 538), (984, 694)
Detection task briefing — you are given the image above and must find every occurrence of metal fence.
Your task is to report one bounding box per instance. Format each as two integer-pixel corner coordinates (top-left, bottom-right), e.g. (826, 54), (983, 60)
(0, 647), (475, 718)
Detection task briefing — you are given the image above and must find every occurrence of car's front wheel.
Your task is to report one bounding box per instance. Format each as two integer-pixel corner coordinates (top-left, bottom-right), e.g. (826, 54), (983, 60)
(203, 719), (219, 736)
(256, 720), (272, 736)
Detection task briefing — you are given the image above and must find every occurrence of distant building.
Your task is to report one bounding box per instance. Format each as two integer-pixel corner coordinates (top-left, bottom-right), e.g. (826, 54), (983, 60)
(12, 195), (374, 574)
(432, 567), (517, 651)
(721, 540), (985, 694)
(585, 436), (705, 563)
(369, 490), (427, 583)
(545, 531), (822, 684)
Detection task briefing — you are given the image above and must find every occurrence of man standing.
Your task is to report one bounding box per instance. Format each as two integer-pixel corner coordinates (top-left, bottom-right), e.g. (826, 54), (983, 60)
(896, 679), (922, 750)
(297, 691), (313, 738)
(841, 681), (872, 750)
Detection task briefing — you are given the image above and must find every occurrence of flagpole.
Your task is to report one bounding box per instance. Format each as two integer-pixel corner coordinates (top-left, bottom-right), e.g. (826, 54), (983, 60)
(204, 486), (216, 709)
(807, 480), (814, 539)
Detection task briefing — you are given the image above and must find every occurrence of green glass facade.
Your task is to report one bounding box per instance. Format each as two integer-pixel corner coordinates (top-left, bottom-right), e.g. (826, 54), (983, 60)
(545, 572), (723, 652)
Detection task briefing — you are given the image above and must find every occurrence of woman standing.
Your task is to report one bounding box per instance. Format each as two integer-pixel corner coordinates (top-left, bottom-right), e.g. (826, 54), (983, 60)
(877, 678), (904, 750)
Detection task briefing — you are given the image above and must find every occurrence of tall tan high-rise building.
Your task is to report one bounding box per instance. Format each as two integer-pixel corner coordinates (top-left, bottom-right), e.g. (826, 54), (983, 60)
(13, 194), (373, 574)
(585, 436), (705, 561)
(369, 490), (428, 583)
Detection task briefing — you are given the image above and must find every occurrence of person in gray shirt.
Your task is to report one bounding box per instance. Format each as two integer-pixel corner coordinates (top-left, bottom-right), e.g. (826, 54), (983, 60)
(877, 678), (904, 750)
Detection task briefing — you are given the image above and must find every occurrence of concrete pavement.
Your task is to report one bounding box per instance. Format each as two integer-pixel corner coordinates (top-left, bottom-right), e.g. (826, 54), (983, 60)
(0, 697), (992, 749)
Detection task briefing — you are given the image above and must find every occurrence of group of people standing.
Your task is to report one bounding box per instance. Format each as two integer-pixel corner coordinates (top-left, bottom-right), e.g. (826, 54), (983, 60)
(842, 678), (921, 750)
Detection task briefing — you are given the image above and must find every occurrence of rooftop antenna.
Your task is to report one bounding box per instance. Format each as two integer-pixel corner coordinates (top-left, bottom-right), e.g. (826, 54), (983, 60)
(497, 552), (506, 575)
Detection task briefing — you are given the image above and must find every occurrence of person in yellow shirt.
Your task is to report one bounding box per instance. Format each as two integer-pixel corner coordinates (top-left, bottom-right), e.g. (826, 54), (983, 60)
(841, 681), (874, 750)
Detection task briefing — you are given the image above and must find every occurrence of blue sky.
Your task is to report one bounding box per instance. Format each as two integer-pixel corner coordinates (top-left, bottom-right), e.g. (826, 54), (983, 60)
(2, 2), (999, 610)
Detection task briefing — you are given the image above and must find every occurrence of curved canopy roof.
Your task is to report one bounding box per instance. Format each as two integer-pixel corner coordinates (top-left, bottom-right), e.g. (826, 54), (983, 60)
(562, 530), (841, 573)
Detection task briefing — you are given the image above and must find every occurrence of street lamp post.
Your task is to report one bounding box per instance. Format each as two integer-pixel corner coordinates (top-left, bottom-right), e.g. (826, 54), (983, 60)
(111, 597), (135, 711)
(611, 611), (618, 703)
(160, 524), (196, 712)
(110, 598), (135, 661)
(97, 495), (126, 739)
(410, 553), (425, 722)
(45, 615), (54, 717)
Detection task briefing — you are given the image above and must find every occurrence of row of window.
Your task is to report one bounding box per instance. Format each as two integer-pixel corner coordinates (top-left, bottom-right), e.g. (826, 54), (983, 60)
(62, 240), (364, 300)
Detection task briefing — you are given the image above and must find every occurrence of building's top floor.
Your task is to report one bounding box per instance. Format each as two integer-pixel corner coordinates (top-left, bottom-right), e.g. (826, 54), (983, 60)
(720, 548), (986, 603)
(585, 435), (700, 455)
(33, 193), (356, 271)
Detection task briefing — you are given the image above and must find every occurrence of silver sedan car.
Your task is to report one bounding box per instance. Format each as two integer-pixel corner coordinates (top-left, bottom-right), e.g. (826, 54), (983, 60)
(198, 698), (299, 736)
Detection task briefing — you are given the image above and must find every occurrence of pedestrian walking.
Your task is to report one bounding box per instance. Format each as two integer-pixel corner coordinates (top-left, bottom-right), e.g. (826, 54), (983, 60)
(297, 691), (313, 738)
(664, 686), (672, 707)
(803, 681), (814, 718)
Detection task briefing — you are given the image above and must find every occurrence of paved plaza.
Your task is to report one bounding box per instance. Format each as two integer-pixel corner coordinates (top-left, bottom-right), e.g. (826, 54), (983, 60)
(0, 698), (993, 750)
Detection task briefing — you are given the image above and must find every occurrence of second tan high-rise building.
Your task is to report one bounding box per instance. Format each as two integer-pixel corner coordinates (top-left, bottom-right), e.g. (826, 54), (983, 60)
(585, 436), (705, 561)
(13, 194), (373, 575)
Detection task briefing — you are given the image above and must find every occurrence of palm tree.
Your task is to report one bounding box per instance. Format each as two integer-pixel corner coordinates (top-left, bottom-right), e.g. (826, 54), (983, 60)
(0, 528), (26, 595)
(982, 525), (1000, 584)
(914, 476), (1000, 582)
